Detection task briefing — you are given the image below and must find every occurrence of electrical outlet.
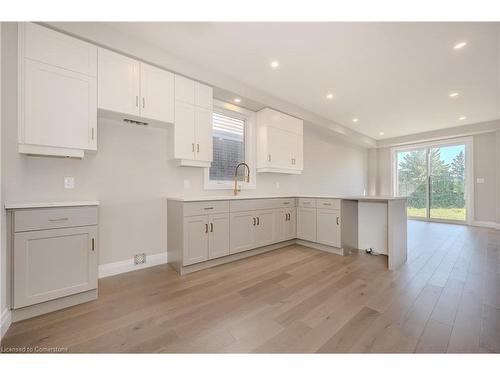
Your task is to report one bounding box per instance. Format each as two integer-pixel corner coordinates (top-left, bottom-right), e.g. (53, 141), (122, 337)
(476, 178), (485, 184)
(183, 179), (191, 189)
(64, 177), (75, 189)
(134, 253), (146, 265)
(276, 182), (280, 190)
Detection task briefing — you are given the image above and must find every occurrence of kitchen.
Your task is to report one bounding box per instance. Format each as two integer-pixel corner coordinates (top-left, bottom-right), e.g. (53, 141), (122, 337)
(0, 15), (499, 363)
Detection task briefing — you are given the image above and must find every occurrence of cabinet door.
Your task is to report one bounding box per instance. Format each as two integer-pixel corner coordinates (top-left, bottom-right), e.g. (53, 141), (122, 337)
(230, 212), (255, 254)
(284, 208), (297, 240)
(195, 107), (213, 162)
(297, 207), (317, 242)
(208, 213), (230, 259)
(174, 75), (195, 104)
(275, 209), (286, 242)
(254, 210), (276, 248)
(174, 101), (196, 160)
(289, 132), (303, 170)
(13, 226), (98, 309)
(22, 22), (97, 77)
(195, 82), (213, 109)
(23, 59), (97, 150)
(183, 216), (209, 266)
(140, 63), (174, 123)
(266, 127), (285, 168)
(316, 209), (341, 247)
(98, 48), (140, 116)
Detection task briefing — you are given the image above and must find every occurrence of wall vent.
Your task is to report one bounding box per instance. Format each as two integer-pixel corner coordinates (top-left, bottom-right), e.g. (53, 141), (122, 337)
(134, 253), (146, 265)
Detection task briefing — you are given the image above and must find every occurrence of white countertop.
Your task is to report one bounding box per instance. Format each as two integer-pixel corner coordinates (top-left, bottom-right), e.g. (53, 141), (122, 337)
(167, 195), (406, 202)
(5, 201), (100, 209)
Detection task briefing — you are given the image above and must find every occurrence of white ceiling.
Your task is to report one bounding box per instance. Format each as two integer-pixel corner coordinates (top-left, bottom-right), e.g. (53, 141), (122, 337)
(105, 22), (499, 140)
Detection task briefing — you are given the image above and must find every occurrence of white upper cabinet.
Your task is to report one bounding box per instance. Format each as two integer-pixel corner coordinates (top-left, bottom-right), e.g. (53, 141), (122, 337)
(140, 63), (174, 123)
(170, 75), (213, 167)
(98, 48), (174, 124)
(98, 48), (140, 117)
(18, 23), (98, 158)
(256, 108), (304, 174)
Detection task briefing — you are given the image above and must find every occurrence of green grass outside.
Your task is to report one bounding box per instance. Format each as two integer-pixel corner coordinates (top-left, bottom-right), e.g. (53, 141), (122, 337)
(407, 207), (466, 221)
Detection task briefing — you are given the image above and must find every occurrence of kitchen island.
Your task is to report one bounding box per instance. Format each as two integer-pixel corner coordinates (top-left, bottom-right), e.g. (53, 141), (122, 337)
(167, 195), (407, 274)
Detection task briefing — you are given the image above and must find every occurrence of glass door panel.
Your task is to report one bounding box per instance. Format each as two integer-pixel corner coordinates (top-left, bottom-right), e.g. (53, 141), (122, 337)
(396, 149), (428, 218)
(429, 144), (466, 221)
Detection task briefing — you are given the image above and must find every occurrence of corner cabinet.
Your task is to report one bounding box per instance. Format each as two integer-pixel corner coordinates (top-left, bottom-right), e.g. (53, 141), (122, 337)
(168, 75), (214, 167)
(256, 108), (304, 174)
(97, 48), (174, 125)
(18, 22), (98, 158)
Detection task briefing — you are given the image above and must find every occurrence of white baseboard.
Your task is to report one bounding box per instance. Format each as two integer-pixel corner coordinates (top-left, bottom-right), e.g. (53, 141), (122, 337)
(471, 221), (500, 230)
(98, 252), (168, 279)
(1, 308), (12, 340)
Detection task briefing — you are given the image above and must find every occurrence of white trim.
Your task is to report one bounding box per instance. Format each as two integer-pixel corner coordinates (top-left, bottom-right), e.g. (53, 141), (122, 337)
(98, 252), (168, 278)
(391, 136), (474, 225)
(204, 100), (257, 191)
(1, 308), (12, 340)
(471, 221), (500, 230)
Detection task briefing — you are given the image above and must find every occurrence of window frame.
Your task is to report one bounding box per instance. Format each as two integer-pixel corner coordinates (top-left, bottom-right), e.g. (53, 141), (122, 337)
(390, 136), (474, 225)
(204, 99), (256, 190)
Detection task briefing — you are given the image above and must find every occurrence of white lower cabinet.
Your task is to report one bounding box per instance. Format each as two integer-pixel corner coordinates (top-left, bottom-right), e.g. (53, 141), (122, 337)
(230, 210), (276, 254)
(183, 215), (209, 265)
(168, 197), (342, 274)
(8, 205), (99, 320)
(183, 213), (230, 266)
(276, 208), (296, 242)
(297, 207), (317, 242)
(208, 213), (230, 260)
(316, 208), (341, 247)
(230, 211), (256, 254)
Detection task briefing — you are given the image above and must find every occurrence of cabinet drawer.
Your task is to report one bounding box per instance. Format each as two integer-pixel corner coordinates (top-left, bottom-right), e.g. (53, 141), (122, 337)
(183, 201), (229, 217)
(298, 198), (316, 208)
(276, 198), (297, 208)
(14, 206), (98, 232)
(316, 198), (341, 210)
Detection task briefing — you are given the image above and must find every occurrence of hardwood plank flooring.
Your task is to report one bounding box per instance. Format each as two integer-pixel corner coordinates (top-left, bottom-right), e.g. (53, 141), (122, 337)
(1, 220), (498, 353)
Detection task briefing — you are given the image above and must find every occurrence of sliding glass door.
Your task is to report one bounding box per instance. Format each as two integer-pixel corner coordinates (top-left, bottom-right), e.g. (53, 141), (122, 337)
(394, 139), (469, 223)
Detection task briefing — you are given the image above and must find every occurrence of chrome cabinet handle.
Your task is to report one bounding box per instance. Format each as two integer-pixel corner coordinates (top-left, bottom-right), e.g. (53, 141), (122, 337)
(253, 217), (256, 226)
(336, 217), (340, 225)
(323, 203), (332, 206)
(192, 143), (195, 152)
(257, 217), (260, 226)
(142, 97), (145, 108)
(91, 238), (95, 251)
(268, 154), (271, 162)
(204, 207), (214, 210)
(210, 223), (214, 232)
(136, 96), (139, 107)
(197, 144), (200, 153)
(48, 217), (69, 222)
(205, 224), (209, 233)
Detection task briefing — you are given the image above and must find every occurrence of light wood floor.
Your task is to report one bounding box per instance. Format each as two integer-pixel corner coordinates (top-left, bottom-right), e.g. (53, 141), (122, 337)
(1, 220), (499, 353)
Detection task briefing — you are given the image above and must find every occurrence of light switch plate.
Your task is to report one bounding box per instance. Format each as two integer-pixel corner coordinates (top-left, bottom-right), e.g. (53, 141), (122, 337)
(64, 177), (75, 189)
(476, 178), (485, 184)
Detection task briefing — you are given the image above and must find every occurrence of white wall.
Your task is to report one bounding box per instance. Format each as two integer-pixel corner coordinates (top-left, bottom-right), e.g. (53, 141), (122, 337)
(1, 23), (369, 270)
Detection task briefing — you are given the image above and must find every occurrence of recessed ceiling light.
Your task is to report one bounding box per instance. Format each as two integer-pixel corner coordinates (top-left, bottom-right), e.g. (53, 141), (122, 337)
(459, 116), (466, 120)
(270, 60), (279, 69)
(449, 92), (460, 98)
(352, 118), (359, 123)
(233, 98), (241, 103)
(326, 93), (334, 100)
(453, 41), (467, 50)
(379, 132), (385, 136)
